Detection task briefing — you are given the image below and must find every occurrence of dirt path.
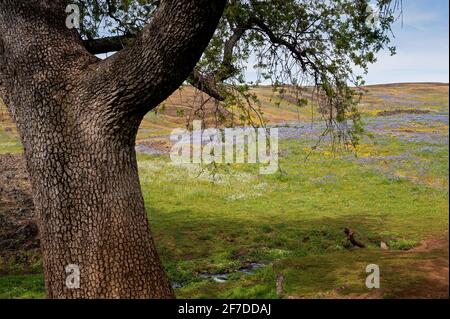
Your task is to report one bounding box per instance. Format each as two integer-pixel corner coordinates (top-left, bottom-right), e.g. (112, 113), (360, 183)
(404, 232), (449, 298)
(351, 233), (449, 299)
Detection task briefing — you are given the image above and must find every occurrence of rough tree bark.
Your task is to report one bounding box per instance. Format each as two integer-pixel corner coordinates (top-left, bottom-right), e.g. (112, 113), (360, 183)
(0, 0), (225, 298)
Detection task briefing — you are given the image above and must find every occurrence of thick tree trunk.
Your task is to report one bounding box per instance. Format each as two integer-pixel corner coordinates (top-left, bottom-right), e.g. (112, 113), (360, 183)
(0, 0), (225, 298)
(29, 122), (174, 299)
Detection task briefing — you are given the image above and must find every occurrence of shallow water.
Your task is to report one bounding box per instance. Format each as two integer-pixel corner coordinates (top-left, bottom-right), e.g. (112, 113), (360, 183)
(172, 263), (265, 288)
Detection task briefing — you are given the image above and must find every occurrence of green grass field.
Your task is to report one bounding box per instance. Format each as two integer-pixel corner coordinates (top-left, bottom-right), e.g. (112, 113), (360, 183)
(0, 83), (448, 299)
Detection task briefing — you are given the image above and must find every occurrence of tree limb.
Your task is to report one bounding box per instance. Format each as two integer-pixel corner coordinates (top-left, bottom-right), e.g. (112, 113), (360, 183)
(83, 35), (228, 101)
(187, 69), (226, 101)
(80, 12), (320, 104)
(251, 17), (308, 72)
(83, 35), (136, 55)
(78, 0), (226, 118)
(217, 19), (253, 80)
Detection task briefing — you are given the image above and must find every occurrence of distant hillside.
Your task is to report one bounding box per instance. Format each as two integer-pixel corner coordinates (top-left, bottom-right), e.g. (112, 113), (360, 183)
(1, 83), (448, 143)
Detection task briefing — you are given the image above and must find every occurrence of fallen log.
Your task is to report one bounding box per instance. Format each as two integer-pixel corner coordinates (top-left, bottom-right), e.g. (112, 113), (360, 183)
(344, 228), (366, 248)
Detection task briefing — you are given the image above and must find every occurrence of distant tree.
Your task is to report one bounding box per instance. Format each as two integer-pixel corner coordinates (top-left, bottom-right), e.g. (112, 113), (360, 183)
(0, 0), (400, 298)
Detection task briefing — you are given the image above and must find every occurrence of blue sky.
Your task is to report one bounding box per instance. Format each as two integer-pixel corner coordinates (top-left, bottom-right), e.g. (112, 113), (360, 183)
(244, 0), (449, 85)
(362, 0), (449, 84)
(99, 1), (449, 85)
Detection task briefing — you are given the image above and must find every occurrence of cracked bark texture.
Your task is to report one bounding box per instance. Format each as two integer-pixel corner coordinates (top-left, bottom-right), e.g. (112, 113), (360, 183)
(0, 0), (225, 298)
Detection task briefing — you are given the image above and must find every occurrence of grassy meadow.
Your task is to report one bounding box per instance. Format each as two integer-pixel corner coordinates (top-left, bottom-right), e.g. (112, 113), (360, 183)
(0, 83), (448, 299)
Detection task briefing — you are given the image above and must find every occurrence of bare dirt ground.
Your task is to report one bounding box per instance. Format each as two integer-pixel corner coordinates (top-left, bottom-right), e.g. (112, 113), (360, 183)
(377, 109), (431, 116)
(404, 233), (449, 299)
(349, 233), (449, 299)
(0, 153), (40, 274)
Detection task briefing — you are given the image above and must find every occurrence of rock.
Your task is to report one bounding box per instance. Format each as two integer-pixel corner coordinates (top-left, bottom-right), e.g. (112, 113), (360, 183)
(380, 241), (389, 250)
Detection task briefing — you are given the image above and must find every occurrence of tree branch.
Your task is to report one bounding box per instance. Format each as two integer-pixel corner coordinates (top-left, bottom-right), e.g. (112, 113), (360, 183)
(251, 17), (308, 72)
(83, 21), (249, 102)
(83, 36), (228, 101)
(79, 0), (226, 118)
(187, 69), (226, 101)
(83, 35), (136, 55)
(188, 18), (254, 101)
(82, 14), (255, 104)
(217, 20), (253, 80)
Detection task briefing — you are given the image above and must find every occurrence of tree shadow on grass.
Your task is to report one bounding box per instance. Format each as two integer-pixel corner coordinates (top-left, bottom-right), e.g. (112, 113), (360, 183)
(152, 211), (448, 299)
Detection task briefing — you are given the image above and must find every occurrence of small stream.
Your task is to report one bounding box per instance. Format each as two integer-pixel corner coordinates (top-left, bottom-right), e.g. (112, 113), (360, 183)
(171, 263), (265, 289)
